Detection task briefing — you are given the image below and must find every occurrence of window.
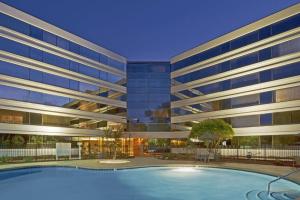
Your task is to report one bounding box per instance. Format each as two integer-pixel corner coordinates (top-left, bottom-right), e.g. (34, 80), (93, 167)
(79, 64), (99, 79)
(230, 52), (258, 70)
(30, 48), (43, 61)
(30, 26), (43, 40)
(30, 70), (43, 82)
(275, 86), (300, 102)
(259, 70), (272, 83)
(231, 115), (259, 127)
(260, 91), (273, 104)
(0, 61), (29, 79)
(30, 113), (42, 125)
(260, 114), (272, 125)
(57, 37), (69, 50)
(231, 94), (259, 108)
(231, 73), (259, 89)
(43, 31), (57, 45)
(69, 42), (80, 54)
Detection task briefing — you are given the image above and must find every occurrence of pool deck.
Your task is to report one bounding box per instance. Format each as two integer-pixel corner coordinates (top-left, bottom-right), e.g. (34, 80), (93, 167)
(1, 157), (300, 184)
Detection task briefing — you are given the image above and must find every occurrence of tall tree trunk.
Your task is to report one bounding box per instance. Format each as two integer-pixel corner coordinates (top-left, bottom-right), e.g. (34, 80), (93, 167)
(113, 145), (117, 160)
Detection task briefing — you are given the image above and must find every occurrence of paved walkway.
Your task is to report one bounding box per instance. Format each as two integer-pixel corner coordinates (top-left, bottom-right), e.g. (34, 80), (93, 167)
(1, 157), (300, 184)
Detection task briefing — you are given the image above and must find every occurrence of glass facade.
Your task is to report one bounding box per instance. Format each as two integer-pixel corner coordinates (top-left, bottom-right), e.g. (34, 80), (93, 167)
(0, 2), (299, 146)
(0, 37), (123, 84)
(171, 8), (300, 144)
(127, 62), (171, 132)
(174, 37), (300, 84)
(0, 13), (126, 71)
(0, 4), (127, 140)
(172, 13), (300, 71)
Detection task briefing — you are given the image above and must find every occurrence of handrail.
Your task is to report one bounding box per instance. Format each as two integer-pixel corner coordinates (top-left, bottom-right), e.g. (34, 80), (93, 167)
(267, 168), (300, 196)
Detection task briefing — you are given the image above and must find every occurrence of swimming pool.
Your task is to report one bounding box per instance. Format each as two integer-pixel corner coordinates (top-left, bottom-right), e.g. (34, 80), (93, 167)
(0, 166), (299, 200)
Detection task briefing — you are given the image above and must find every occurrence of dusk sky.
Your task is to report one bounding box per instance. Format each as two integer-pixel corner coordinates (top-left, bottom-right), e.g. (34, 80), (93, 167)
(2, 0), (300, 61)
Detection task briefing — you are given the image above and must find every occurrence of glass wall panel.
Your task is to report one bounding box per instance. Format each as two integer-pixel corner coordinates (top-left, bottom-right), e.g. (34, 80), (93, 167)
(0, 13), (126, 71)
(275, 86), (300, 102)
(174, 37), (300, 84)
(0, 61), (121, 98)
(231, 115), (259, 128)
(0, 37), (122, 84)
(177, 61), (300, 97)
(172, 13), (300, 71)
(127, 62), (170, 132)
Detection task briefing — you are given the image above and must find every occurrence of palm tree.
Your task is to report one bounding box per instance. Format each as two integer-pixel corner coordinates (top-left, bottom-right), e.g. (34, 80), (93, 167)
(103, 125), (124, 160)
(189, 119), (234, 159)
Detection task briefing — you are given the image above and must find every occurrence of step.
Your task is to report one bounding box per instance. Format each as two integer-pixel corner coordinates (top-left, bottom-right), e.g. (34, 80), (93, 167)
(257, 191), (277, 200)
(271, 192), (293, 200)
(246, 190), (261, 200)
(246, 190), (297, 200)
(284, 190), (300, 199)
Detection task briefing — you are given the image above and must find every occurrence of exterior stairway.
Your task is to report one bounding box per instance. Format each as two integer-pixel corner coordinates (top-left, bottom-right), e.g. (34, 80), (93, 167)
(246, 190), (300, 200)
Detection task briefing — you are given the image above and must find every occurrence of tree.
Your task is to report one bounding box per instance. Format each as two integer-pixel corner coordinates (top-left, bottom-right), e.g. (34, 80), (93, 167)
(30, 135), (43, 145)
(190, 119), (234, 156)
(11, 135), (25, 146)
(103, 125), (124, 160)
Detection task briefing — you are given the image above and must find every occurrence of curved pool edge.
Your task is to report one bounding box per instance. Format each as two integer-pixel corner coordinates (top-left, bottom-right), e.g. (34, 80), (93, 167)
(0, 162), (299, 185)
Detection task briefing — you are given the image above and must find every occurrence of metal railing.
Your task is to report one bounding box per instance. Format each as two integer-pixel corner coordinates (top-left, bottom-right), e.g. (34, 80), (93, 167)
(171, 146), (300, 161)
(267, 168), (300, 196)
(0, 144), (79, 162)
(218, 146), (300, 161)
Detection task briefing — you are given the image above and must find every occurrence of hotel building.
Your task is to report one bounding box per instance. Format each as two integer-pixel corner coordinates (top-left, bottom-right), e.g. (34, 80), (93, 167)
(0, 2), (300, 155)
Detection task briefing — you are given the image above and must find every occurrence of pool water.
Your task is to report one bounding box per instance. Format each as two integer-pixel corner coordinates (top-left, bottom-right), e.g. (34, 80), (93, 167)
(0, 167), (299, 200)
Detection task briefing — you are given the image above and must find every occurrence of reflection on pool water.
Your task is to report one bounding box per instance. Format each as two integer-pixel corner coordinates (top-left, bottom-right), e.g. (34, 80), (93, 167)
(0, 167), (299, 200)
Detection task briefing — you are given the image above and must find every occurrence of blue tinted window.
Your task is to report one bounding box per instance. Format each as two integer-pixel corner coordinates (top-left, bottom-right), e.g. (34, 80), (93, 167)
(260, 113), (272, 125)
(220, 61), (230, 72)
(260, 91), (273, 104)
(30, 48), (43, 61)
(43, 93), (70, 107)
(69, 61), (79, 72)
(80, 47), (99, 61)
(259, 70), (272, 83)
(57, 37), (69, 50)
(0, 13), (30, 35)
(197, 82), (222, 94)
(43, 31), (57, 45)
(30, 26), (43, 40)
(79, 82), (98, 93)
(231, 74), (258, 89)
(174, 37), (300, 83)
(259, 48), (272, 61)
(70, 80), (79, 91)
(127, 62), (170, 130)
(273, 62), (300, 80)
(172, 13), (300, 71)
(28, 91), (44, 104)
(272, 14), (300, 35)
(0, 37), (29, 57)
(231, 31), (258, 50)
(259, 26), (271, 40)
(79, 64), (99, 78)
(272, 37), (300, 57)
(30, 70), (43, 82)
(108, 74), (121, 83)
(0, 85), (29, 101)
(43, 73), (69, 88)
(100, 71), (108, 81)
(230, 52), (258, 69)
(43, 52), (69, 70)
(0, 61), (29, 79)
(69, 42), (80, 54)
